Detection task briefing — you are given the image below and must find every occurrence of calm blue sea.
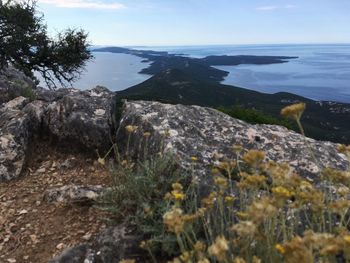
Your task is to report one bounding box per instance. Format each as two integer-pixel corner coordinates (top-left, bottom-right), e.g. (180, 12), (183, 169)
(62, 44), (350, 103)
(140, 44), (350, 103)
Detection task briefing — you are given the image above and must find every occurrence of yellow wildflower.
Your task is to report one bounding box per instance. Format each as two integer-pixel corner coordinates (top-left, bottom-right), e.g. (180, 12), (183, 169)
(163, 207), (185, 234)
(172, 182), (183, 191)
(224, 196), (235, 204)
(125, 125), (138, 133)
(343, 235), (350, 245)
(329, 199), (350, 216)
(172, 192), (186, 201)
(242, 150), (265, 167)
(272, 186), (294, 199)
(236, 212), (249, 220)
(194, 241), (206, 252)
(231, 221), (257, 237)
(208, 235), (229, 261)
(233, 257), (246, 263)
(275, 243), (285, 254)
(214, 176), (228, 190)
(143, 132), (151, 137)
(179, 251), (192, 262)
(191, 156), (198, 161)
(280, 102), (306, 120)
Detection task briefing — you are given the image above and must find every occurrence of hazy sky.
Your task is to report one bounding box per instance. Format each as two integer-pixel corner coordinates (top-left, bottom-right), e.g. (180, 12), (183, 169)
(37, 0), (350, 46)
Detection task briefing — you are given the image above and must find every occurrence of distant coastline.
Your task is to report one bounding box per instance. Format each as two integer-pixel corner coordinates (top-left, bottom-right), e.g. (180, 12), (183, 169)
(93, 46), (297, 84)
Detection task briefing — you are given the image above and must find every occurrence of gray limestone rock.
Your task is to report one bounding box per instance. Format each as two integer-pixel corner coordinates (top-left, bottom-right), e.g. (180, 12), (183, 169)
(117, 101), (349, 185)
(0, 66), (36, 105)
(43, 185), (106, 204)
(48, 224), (145, 263)
(0, 85), (116, 181)
(0, 97), (45, 181)
(44, 86), (115, 151)
(48, 244), (94, 263)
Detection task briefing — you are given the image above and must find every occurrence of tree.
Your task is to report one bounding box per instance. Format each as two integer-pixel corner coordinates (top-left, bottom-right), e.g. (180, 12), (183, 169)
(0, 0), (93, 89)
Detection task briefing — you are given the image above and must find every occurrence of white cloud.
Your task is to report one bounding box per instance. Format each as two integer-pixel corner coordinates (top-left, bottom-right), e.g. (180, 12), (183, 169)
(38, 0), (126, 9)
(256, 5), (279, 11)
(256, 4), (296, 11)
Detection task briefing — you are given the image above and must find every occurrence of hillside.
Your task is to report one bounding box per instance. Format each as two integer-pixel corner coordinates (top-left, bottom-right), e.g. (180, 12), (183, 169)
(118, 69), (350, 144)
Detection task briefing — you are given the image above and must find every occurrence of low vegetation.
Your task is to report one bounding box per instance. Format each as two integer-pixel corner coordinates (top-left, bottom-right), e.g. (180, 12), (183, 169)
(217, 105), (292, 129)
(103, 103), (350, 263)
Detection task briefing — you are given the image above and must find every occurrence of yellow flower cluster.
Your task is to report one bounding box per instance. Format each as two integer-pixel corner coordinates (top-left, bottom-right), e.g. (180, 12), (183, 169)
(242, 150), (265, 167)
(280, 102), (306, 120)
(164, 183), (186, 201)
(159, 141), (350, 263)
(125, 125), (138, 133)
(163, 207), (185, 234)
(208, 235), (229, 261)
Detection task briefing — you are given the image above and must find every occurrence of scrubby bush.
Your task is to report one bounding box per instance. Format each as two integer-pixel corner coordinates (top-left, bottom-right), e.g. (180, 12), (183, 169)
(218, 105), (292, 129)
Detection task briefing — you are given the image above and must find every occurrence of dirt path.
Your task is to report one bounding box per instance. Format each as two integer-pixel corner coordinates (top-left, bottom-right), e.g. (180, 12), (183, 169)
(0, 143), (111, 263)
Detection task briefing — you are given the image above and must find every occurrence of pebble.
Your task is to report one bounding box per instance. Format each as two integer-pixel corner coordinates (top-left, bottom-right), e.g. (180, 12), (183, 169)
(37, 168), (46, 174)
(56, 243), (65, 250)
(18, 209), (28, 215)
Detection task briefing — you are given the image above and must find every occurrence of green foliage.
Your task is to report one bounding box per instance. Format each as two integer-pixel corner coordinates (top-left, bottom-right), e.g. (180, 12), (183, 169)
(21, 86), (37, 101)
(0, 0), (92, 89)
(101, 153), (188, 256)
(218, 104), (292, 129)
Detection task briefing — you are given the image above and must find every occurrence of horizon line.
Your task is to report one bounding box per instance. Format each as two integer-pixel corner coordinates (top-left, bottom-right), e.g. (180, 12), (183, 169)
(91, 42), (350, 48)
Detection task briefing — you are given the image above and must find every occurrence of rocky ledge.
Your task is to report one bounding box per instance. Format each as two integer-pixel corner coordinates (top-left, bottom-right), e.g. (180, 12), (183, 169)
(0, 85), (115, 182)
(117, 100), (348, 184)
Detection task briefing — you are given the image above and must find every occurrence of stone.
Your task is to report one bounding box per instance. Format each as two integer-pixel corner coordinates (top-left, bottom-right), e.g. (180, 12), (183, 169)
(91, 224), (145, 263)
(48, 244), (93, 263)
(43, 185), (106, 204)
(117, 101), (349, 186)
(0, 84), (116, 182)
(44, 86), (115, 152)
(0, 97), (45, 181)
(0, 66), (36, 105)
(48, 224), (145, 263)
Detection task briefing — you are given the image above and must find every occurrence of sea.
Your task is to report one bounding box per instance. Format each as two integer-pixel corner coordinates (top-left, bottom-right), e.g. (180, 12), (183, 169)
(62, 44), (350, 103)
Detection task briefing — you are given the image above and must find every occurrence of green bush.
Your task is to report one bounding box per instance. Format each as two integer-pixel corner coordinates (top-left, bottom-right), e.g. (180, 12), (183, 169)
(218, 105), (292, 129)
(101, 152), (189, 257)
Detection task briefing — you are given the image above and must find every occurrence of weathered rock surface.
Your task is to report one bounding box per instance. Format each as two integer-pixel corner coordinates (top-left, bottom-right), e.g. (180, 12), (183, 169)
(44, 86), (115, 151)
(0, 97), (45, 181)
(0, 67), (36, 105)
(0, 66), (116, 181)
(0, 80), (115, 181)
(48, 224), (145, 263)
(44, 185), (106, 204)
(117, 101), (349, 184)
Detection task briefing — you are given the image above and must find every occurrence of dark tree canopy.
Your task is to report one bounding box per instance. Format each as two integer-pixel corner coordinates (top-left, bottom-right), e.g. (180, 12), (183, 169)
(0, 0), (93, 89)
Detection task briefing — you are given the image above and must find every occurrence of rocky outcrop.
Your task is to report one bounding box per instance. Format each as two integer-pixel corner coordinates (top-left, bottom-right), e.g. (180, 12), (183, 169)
(49, 224), (145, 263)
(117, 101), (349, 185)
(0, 97), (46, 181)
(0, 67), (36, 105)
(43, 86), (115, 151)
(0, 83), (115, 182)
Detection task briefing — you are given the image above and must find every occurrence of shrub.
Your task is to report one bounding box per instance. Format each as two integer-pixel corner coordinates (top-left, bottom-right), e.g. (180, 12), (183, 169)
(218, 105), (292, 129)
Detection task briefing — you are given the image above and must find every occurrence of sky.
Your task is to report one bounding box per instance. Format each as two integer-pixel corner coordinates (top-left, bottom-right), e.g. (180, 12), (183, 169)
(36, 0), (350, 46)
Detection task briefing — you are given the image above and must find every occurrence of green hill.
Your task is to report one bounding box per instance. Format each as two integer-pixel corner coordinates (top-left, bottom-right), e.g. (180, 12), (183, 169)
(117, 69), (350, 144)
